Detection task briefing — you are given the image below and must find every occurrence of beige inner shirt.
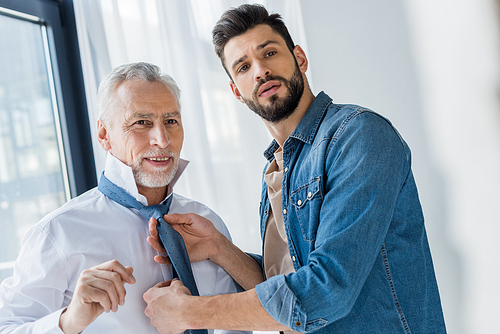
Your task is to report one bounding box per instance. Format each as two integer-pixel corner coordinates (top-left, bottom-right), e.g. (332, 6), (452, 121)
(263, 149), (300, 334)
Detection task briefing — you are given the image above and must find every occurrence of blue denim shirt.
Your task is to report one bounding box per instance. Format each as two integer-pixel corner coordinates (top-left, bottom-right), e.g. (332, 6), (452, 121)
(253, 92), (446, 333)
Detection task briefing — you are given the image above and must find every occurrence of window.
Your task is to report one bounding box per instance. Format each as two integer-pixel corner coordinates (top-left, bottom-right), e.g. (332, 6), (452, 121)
(0, 0), (95, 281)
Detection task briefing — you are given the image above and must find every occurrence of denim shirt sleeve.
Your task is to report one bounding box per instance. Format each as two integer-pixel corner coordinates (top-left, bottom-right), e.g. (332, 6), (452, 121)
(255, 111), (411, 332)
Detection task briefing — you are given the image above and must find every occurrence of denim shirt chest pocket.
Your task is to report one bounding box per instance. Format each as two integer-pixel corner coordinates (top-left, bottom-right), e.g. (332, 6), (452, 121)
(290, 177), (323, 242)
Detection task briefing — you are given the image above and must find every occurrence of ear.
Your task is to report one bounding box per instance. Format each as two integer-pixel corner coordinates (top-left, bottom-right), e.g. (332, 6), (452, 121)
(293, 45), (308, 74)
(97, 120), (112, 152)
(229, 80), (245, 104)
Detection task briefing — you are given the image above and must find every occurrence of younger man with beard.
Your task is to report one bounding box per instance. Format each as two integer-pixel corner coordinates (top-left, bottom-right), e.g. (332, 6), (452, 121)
(144, 4), (447, 334)
(0, 62), (242, 334)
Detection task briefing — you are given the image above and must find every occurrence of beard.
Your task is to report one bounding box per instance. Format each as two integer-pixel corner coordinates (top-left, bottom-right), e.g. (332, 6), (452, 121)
(242, 60), (305, 123)
(130, 149), (179, 189)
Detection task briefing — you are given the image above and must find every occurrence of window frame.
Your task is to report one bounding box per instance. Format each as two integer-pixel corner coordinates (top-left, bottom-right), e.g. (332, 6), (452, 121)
(0, 0), (96, 197)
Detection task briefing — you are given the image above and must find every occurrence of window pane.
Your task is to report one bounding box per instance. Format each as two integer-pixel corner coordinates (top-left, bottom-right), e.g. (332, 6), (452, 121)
(0, 13), (68, 281)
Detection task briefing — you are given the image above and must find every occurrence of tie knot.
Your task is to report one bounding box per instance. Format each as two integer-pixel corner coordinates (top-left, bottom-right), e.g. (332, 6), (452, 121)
(140, 204), (169, 221)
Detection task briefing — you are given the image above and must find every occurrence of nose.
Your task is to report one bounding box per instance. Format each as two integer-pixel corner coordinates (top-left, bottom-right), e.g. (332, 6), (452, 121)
(254, 60), (271, 81)
(149, 125), (170, 148)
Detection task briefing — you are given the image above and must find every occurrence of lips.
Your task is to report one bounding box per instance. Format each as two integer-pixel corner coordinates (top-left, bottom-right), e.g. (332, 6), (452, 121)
(258, 80), (281, 97)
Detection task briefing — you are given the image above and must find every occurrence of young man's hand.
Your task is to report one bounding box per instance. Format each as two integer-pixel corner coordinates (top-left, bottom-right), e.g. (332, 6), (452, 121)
(147, 213), (223, 264)
(143, 278), (193, 334)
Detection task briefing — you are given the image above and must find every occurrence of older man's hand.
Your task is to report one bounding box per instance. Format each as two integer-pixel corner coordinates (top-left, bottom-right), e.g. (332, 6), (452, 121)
(59, 260), (135, 334)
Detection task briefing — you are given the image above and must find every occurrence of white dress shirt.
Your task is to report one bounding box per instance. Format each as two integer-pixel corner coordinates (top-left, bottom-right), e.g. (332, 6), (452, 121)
(0, 153), (242, 334)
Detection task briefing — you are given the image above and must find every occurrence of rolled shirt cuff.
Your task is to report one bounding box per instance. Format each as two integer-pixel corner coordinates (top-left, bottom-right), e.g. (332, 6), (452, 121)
(254, 274), (306, 332)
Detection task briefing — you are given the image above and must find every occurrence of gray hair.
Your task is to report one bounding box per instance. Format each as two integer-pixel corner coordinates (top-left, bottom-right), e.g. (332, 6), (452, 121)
(97, 62), (181, 126)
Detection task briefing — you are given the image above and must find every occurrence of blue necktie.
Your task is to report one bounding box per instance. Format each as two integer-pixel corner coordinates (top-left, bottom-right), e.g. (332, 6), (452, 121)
(98, 173), (207, 334)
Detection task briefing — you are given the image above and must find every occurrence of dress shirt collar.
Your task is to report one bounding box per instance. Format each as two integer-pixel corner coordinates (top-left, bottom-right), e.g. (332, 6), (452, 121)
(103, 152), (189, 206)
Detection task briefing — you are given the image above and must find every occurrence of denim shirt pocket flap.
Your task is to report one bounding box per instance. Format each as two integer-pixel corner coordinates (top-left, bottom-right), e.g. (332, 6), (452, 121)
(291, 177), (321, 208)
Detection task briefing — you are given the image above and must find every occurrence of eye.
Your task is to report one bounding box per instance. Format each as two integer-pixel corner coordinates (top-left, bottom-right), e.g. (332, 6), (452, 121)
(265, 51), (276, 57)
(166, 119), (178, 125)
(132, 119), (152, 127)
(238, 64), (250, 73)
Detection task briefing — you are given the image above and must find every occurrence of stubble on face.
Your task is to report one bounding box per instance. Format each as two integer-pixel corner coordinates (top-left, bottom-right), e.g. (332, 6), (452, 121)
(242, 60), (304, 123)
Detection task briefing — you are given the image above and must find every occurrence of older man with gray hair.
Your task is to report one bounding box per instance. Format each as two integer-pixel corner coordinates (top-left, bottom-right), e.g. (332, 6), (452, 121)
(0, 62), (241, 334)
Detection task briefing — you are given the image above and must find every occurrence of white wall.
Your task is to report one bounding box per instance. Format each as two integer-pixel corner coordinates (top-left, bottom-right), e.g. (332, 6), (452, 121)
(298, 0), (500, 333)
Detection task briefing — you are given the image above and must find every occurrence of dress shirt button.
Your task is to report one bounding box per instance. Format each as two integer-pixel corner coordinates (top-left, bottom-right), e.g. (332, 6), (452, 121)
(295, 321), (302, 327)
(308, 191), (313, 198)
(297, 199), (302, 206)
(292, 256), (296, 262)
(283, 208), (287, 215)
(284, 166), (289, 173)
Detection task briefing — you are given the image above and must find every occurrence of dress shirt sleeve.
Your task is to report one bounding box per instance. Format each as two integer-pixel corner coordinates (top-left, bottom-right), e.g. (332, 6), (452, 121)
(0, 224), (69, 334)
(255, 112), (412, 332)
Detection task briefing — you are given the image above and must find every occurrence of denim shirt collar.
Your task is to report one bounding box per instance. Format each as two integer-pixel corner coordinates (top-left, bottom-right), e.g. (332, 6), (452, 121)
(263, 91), (333, 161)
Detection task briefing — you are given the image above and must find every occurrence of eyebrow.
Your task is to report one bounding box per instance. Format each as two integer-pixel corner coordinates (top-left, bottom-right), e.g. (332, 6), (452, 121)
(126, 111), (181, 121)
(230, 40), (280, 72)
(163, 111), (181, 119)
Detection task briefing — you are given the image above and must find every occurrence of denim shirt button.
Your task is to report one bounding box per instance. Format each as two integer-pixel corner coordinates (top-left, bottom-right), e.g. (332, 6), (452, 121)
(264, 210), (268, 215)
(283, 208), (287, 214)
(307, 191), (313, 198)
(295, 321), (302, 327)
(297, 199), (302, 206)
(292, 256), (296, 261)
(284, 166), (289, 173)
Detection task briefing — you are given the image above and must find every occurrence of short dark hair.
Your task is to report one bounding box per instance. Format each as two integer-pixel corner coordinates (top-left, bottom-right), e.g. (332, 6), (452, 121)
(212, 4), (295, 78)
